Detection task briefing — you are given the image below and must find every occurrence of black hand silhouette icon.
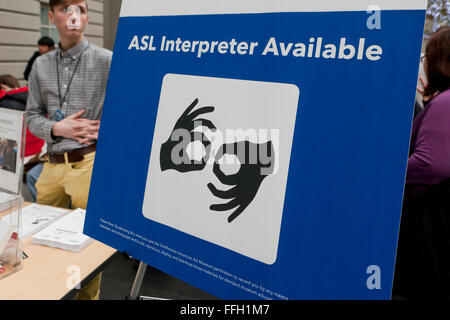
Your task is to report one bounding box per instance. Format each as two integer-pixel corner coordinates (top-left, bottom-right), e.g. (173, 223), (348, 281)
(160, 98), (216, 173)
(208, 140), (275, 223)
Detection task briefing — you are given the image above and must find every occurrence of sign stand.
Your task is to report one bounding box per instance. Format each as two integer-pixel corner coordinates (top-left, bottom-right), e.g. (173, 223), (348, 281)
(129, 261), (147, 300)
(128, 261), (168, 300)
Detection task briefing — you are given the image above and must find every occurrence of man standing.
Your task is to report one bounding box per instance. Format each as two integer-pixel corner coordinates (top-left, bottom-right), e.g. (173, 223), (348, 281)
(23, 36), (55, 81)
(26, 0), (112, 299)
(26, 0), (111, 209)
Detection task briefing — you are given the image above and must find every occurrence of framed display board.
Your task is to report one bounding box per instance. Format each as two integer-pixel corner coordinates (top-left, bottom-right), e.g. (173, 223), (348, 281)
(85, 0), (427, 299)
(0, 107), (24, 194)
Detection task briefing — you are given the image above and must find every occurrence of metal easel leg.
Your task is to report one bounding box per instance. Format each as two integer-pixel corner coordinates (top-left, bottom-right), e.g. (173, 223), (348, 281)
(129, 261), (148, 300)
(128, 261), (168, 300)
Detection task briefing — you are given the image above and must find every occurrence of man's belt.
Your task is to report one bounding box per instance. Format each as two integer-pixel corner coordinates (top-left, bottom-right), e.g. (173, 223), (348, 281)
(48, 143), (97, 164)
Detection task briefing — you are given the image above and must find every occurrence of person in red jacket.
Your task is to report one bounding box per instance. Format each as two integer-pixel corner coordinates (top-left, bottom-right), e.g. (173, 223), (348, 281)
(0, 75), (45, 157)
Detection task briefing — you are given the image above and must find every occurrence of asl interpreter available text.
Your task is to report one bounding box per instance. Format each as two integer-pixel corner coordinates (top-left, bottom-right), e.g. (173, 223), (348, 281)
(128, 35), (383, 61)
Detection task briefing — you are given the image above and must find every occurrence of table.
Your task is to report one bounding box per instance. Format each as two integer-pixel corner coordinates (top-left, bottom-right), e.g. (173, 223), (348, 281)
(0, 203), (117, 300)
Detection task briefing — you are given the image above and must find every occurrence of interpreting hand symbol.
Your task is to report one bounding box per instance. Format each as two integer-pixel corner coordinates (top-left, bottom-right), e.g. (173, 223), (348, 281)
(160, 98), (216, 173)
(208, 140), (275, 223)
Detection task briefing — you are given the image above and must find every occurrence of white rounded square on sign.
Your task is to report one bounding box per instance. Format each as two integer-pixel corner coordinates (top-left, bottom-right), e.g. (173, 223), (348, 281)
(142, 73), (299, 264)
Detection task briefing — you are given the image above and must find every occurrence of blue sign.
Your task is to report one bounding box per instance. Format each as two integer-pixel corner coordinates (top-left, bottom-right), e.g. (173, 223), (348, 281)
(85, 0), (427, 299)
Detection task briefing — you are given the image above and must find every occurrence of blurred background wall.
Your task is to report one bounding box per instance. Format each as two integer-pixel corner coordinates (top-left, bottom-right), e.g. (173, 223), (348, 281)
(0, 0), (447, 86)
(0, 0), (122, 85)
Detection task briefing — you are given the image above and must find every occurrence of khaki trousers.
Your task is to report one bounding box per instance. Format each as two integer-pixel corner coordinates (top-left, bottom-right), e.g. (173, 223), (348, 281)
(36, 152), (96, 210)
(35, 151), (101, 300)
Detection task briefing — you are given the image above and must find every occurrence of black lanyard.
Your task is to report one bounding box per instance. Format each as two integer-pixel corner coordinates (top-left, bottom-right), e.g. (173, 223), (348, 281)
(55, 45), (89, 110)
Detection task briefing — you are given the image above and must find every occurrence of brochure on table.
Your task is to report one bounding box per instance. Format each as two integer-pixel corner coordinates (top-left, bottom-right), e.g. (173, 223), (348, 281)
(85, 0), (427, 299)
(32, 209), (92, 253)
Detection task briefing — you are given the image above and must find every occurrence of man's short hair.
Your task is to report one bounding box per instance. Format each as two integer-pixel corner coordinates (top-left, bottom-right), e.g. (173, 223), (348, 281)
(38, 36), (55, 48)
(49, 0), (88, 12)
(0, 74), (20, 89)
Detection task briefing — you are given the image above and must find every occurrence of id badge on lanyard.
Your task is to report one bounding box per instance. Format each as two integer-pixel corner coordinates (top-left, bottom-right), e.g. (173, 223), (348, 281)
(55, 109), (65, 121)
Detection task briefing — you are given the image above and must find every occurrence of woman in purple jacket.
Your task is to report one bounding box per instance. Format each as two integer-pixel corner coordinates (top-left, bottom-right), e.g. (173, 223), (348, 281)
(394, 27), (450, 300)
(406, 26), (450, 196)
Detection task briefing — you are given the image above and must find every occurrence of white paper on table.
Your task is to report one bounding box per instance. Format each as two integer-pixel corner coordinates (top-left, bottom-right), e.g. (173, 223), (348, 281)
(0, 203), (70, 239)
(32, 208), (92, 252)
